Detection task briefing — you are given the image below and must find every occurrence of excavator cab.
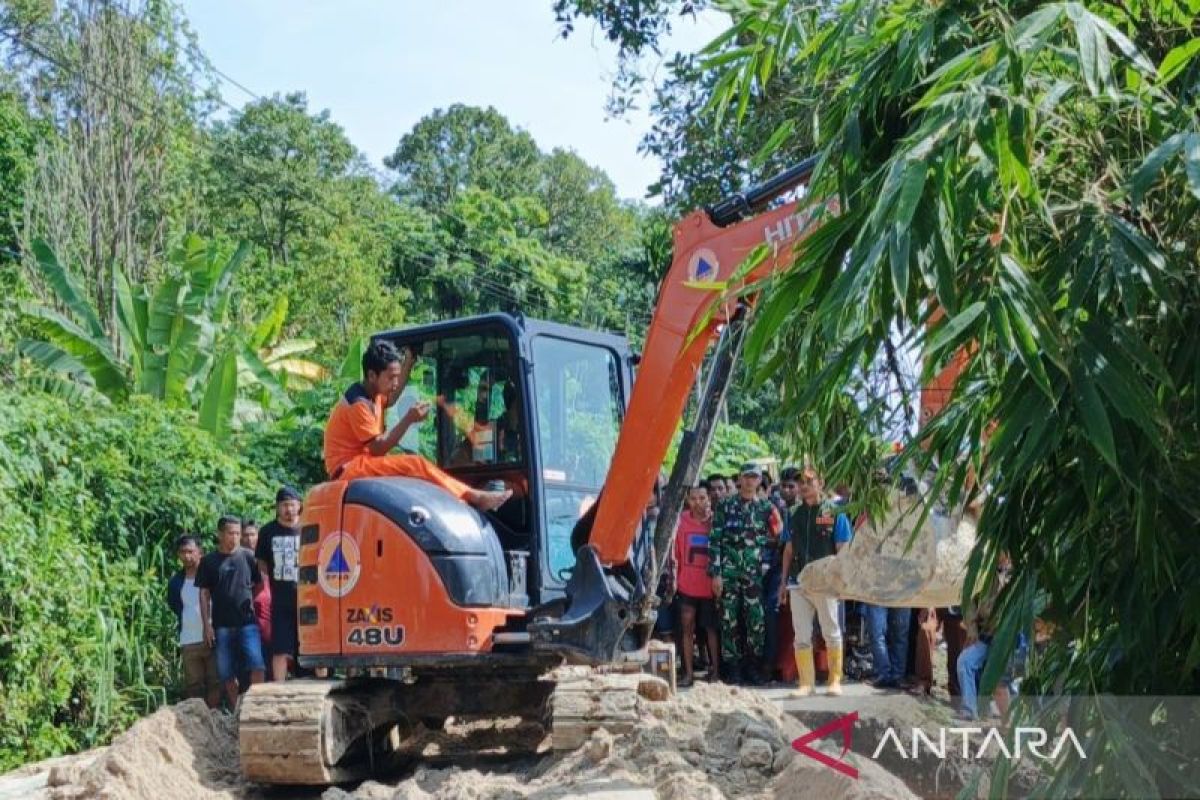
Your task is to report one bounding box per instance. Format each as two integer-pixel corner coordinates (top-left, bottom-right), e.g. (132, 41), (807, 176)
(375, 313), (636, 607)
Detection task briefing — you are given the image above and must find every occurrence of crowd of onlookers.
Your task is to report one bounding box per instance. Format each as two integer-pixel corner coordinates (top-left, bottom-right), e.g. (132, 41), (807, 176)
(653, 463), (1021, 721)
(167, 487), (305, 710)
(167, 473), (1016, 723)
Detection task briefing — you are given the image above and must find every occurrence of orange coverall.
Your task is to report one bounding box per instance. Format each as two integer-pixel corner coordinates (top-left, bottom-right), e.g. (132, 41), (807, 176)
(324, 384), (470, 499)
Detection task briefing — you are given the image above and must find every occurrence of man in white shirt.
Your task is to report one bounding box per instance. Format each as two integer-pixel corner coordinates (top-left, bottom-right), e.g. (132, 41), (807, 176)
(167, 535), (220, 708)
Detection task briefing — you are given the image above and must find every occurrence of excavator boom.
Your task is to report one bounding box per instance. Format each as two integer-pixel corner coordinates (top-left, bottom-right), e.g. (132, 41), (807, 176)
(588, 158), (831, 566)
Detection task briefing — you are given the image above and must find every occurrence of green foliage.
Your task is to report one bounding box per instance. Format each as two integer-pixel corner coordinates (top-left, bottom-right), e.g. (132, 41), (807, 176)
(237, 381), (337, 492)
(0, 391), (272, 770)
(385, 104), (542, 214)
(703, 422), (771, 475)
(204, 93), (409, 359)
(0, 89), (37, 254)
(383, 104), (654, 336)
(642, 53), (810, 212)
(700, 0), (1200, 793)
(17, 235), (295, 438)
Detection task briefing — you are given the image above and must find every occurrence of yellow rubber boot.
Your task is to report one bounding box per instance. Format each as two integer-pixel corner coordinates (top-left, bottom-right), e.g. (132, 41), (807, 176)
(827, 646), (844, 696)
(792, 648), (815, 698)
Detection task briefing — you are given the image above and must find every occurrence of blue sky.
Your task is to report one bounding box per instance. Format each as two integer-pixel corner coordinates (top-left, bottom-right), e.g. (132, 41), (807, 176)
(180, 2), (727, 202)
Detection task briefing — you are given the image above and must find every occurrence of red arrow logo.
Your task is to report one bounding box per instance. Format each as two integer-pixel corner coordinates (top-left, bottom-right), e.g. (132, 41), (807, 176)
(791, 711), (859, 779)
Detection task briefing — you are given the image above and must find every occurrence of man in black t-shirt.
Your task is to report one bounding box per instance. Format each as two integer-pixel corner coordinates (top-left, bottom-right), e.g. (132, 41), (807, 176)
(256, 486), (302, 681)
(196, 515), (264, 707)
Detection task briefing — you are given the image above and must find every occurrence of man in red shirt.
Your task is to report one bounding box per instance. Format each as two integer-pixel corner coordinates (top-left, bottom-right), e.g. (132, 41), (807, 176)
(674, 485), (720, 686)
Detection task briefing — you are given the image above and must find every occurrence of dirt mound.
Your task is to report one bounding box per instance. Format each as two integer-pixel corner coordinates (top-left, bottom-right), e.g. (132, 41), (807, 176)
(328, 682), (915, 800)
(47, 699), (243, 800)
(39, 683), (918, 800)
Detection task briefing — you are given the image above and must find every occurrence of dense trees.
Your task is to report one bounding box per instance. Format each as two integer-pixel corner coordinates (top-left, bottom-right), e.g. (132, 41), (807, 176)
(568, 0), (1200, 794)
(386, 104), (542, 213)
(383, 102), (655, 332)
(4, 1), (663, 392)
(0, 393), (272, 769)
(203, 92), (409, 353)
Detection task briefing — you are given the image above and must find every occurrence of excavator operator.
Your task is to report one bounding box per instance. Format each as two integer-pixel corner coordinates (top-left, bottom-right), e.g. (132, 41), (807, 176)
(323, 339), (512, 511)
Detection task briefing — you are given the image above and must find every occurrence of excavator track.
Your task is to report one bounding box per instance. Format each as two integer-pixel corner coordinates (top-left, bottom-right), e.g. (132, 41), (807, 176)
(238, 668), (670, 785)
(548, 666), (670, 751)
(239, 680), (409, 785)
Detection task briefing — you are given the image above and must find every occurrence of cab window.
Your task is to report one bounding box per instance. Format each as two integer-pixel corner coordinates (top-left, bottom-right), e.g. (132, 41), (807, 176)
(386, 330), (522, 469)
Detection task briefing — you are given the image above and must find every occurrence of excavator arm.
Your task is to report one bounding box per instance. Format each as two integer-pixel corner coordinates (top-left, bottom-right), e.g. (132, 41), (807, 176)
(590, 157), (829, 567)
(531, 158), (977, 663)
(530, 159), (833, 662)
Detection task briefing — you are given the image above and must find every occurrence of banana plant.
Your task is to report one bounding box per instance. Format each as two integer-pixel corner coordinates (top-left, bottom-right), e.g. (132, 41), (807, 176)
(18, 235), (282, 440)
(241, 296), (327, 395)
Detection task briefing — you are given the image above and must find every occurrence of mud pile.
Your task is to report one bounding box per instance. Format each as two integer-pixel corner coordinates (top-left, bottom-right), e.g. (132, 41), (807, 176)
(46, 699), (242, 800)
(332, 682), (914, 800)
(39, 683), (917, 800)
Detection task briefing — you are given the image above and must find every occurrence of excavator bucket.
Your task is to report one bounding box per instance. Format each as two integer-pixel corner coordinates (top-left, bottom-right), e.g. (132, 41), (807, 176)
(796, 483), (975, 608)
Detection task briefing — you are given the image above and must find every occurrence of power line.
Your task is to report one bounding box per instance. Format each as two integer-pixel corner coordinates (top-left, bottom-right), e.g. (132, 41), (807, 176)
(210, 64), (262, 103)
(187, 32), (660, 326)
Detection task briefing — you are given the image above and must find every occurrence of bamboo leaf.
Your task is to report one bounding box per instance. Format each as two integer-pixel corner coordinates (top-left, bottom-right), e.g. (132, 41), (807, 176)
(1072, 364), (1118, 469)
(752, 119), (796, 168)
(997, 105), (1033, 197)
(1002, 293), (1057, 401)
(1012, 4), (1067, 49)
(1129, 133), (1186, 203)
(980, 573), (1032, 694)
(1088, 9), (1156, 75)
(1068, 7), (1101, 95)
(893, 159), (927, 229)
(927, 301), (985, 358)
(1158, 38), (1200, 84)
(1185, 133), (1200, 201)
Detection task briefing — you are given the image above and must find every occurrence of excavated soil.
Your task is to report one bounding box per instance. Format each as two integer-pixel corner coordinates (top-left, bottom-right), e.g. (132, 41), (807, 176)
(30, 683), (918, 800)
(45, 699), (242, 800)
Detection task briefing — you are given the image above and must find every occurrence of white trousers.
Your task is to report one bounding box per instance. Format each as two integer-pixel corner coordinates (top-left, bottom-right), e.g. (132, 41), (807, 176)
(789, 587), (842, 649)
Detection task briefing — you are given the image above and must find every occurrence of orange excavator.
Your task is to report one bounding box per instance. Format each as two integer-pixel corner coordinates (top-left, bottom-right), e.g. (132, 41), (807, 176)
(237, 158), (966, 784)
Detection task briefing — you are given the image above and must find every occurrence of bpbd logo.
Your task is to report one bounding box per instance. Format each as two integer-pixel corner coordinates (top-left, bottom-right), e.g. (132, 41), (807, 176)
(686, 248), (720, 284)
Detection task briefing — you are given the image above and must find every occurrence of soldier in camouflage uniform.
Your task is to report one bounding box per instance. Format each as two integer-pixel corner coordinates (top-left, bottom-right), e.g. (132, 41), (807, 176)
(707, 463), (783, 684)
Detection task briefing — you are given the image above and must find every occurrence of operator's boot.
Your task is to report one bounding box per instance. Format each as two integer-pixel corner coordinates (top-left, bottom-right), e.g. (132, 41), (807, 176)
(826, 645), (844, 696)
(791, 648), (816, 698)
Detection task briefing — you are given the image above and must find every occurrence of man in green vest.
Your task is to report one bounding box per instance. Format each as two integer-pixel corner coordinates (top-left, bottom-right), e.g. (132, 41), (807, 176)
(778, 469), (852, 696)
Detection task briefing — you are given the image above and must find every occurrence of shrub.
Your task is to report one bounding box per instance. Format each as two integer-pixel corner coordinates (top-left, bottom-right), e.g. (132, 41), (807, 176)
(237, 381), (337, 491)
(0, 391), (273, 769)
